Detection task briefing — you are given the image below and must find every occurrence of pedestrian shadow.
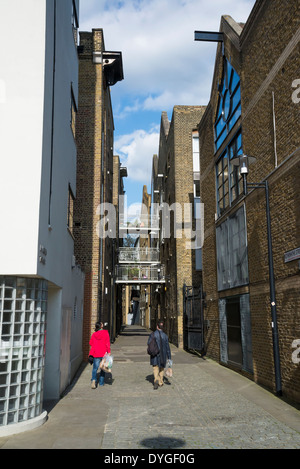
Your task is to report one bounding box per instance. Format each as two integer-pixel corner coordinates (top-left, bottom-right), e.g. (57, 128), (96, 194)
(145, 374), (154, 385)
(140, 435), (186, 449)
(145, 374), (172, 386)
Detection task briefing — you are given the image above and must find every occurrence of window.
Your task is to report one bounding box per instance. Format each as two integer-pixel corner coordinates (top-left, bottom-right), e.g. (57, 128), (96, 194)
(194, 179), (200, 198)
(193, 130), (200, 198)
(216, 205), (248, 291)
(71, 86), (77, 139)
(194, 197), (203, 271)
(216, 150), (229, 216)
(68, 186), (75, 235)
(72, 0), (79, 45)
(0, 277), (47, 427)
(216, 130), (243, 216)
(214, 59), (243, 217)
(214, 58), (241, 152)
(192, 130), (200, 173)
(229, 130), (243, 202)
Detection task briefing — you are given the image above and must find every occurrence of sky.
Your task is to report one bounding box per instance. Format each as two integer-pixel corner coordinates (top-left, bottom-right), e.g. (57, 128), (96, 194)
(79, 0), (256, 219)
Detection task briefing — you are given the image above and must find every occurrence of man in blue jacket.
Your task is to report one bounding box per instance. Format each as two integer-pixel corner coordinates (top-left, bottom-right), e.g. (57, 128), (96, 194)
(148, 320), (171, 390)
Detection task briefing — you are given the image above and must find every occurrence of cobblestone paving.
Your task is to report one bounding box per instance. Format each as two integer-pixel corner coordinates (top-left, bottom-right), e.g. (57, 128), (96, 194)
(100, 357), (300, 450)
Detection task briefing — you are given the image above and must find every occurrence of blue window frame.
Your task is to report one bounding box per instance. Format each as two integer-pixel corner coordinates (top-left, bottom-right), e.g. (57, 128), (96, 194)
(216, 205), (249, 291)
(214, 58), (241, 152)
(215, 58), (243, 217)
(216, 130), (243, 216)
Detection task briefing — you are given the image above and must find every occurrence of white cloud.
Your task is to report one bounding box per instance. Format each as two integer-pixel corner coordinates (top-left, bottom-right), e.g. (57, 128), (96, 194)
(79, 0), (255, 106)
(115, 127), (159, 183)
(79, 0), (256, 201)
(125, 201), (143, 222)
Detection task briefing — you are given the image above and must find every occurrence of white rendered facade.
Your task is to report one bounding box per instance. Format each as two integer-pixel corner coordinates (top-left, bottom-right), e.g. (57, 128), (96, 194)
(0, 0), (84, 434)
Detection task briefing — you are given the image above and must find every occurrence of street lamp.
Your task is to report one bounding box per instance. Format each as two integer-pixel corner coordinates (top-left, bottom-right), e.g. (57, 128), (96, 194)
(231, 154), (282, 396)
(231, 154), (257, 195)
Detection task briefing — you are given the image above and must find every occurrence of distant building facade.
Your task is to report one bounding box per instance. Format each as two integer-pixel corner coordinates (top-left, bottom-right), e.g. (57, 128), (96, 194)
(151, 106), (206, 348)
(139, 186), (152, 328)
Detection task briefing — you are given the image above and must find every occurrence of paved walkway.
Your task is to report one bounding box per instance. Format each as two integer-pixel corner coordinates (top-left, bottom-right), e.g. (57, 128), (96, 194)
(0, 325), (300, 450)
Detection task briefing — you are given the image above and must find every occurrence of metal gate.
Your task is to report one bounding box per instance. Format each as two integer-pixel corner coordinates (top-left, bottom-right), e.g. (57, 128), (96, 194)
(183, 285), (204, 353)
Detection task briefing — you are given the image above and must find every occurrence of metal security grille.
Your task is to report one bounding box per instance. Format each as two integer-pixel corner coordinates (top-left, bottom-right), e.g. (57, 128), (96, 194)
(183, 285), (204, 353)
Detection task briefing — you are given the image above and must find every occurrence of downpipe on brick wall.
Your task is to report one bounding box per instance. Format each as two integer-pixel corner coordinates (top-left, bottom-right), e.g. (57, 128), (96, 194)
(245, 176), (282, 396)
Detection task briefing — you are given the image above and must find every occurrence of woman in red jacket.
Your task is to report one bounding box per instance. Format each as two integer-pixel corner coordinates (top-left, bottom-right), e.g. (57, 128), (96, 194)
(89, 322), (111, 388)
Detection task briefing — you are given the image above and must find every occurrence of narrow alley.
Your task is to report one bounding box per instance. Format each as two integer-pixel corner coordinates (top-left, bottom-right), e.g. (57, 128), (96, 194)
(0, 325), (299, 451)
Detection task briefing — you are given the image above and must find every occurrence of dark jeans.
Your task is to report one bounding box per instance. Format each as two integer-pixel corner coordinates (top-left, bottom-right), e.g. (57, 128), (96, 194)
(91, 357), (105, 386)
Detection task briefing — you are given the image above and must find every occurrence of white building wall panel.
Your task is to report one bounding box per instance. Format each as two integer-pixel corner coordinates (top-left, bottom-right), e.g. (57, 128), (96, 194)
(0, 0), (47, 275)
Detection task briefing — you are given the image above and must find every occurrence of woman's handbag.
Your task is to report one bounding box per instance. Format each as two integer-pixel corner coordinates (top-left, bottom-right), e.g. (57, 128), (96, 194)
(88, 355), (94, 365)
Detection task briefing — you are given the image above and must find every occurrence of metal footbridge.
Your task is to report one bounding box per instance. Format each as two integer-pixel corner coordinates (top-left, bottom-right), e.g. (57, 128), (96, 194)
(115, 247), (165, 284)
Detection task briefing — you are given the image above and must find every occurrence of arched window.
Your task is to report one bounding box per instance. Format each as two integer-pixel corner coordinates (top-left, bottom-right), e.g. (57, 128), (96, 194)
(214, 58), (241, 152)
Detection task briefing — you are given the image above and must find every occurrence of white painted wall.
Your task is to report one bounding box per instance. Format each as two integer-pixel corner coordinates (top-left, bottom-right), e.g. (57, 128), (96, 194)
(0, 0), (84, 401)
(40, 0), (84, 398)
(0, 0), (47, 274)
(38, 0), (79, 286)
(0, 0), (80, 284)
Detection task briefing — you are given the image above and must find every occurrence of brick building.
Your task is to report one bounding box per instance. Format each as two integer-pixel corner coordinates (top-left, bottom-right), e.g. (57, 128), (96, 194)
(74, 29), (124, 358)
(139, 186), (152, 328)
(197, 0), (300, 402)
(151, 106), (206, 347)
(113, 157), (128, 337)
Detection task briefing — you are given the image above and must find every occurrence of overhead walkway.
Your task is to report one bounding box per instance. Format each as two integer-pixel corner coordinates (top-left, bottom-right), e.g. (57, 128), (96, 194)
(115, 247), (165, 284)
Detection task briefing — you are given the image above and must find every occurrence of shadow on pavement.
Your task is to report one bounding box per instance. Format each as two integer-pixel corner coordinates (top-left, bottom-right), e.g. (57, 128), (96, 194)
(118, 328), (150, 337)
(145, 374), (172, 387)
(43, 362), (88, 414)
(140, 435), (186, 449)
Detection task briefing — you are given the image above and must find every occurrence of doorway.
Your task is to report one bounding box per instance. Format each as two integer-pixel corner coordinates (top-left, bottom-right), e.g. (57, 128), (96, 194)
(226, 297), (243, 367)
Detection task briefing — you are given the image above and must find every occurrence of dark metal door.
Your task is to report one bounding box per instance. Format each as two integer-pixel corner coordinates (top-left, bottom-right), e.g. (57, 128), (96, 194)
(183, 285), (204, 353)
(226, 297), (243, 367)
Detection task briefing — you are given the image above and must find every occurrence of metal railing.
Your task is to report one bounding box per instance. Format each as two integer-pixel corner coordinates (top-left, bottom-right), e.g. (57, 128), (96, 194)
(118, 247), (160, 263)
(115, 264), (165, 283)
